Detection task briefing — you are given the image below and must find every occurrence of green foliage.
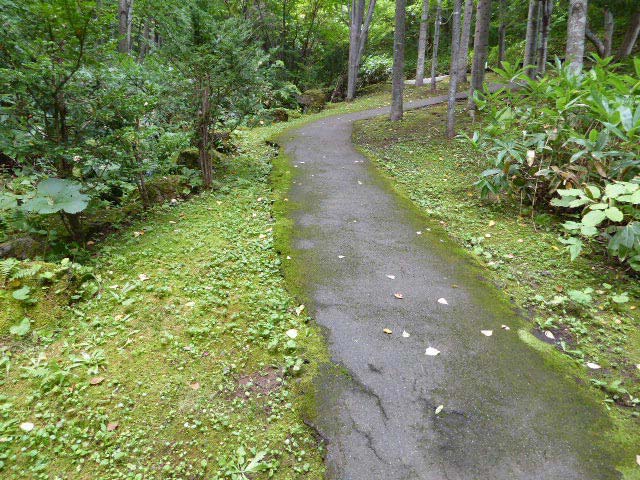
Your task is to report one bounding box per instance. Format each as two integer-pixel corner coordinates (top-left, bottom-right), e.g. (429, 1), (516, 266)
(359, 54), (394, 86)
(468, 58), (640, 268)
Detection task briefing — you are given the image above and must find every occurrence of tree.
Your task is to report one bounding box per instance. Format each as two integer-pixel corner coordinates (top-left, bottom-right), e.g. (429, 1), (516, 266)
(457, 0), (474, 83)
(523, 0), (538, 77)
(615, 9), (640, 60)
(447, 0), (463, 137)
(468, 0), (492, 108)
(566, 0), (588, 73)
(119, 0), (134, 54)
(536, 0), (554, 75)
(346, 0), (377, 100)
(390, 0), (406, 120)
(415, 0), (430, 86)
(430, 0), (442, 92)
(497, 0), (507, 63)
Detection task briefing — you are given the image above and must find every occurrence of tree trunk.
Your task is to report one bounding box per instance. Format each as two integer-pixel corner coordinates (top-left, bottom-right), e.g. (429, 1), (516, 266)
(198, 80), (213, 189)
(536, 0), (553, 75)
(118, 0), (133, 54)
(447, 0), (462, 138)
(457, 0), (473, 83)
(468, 0), (492, 108)
(430, 0), (442, 92)
(585, 26), (605, 57)
(603, 9), (614, 57)
(346, 0), (365, 101)
(138, 18), (151, 62)
(565, 0), (588, 73)
(415, 0), (430, 86)
(497, 0), (507, 64)
(357, 0), (377, 67)
(615, 10), (640, 60)
(390, 0), (406, 121)
(523, 0), (537, 76)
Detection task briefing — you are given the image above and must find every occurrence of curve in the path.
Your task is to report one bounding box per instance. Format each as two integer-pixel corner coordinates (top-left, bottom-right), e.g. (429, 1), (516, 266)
(281, 94), (622, 480)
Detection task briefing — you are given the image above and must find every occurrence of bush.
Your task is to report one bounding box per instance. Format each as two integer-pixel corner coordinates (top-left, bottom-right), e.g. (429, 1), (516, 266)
(359, 54), (393, 86)
(466, 57), (640, 269)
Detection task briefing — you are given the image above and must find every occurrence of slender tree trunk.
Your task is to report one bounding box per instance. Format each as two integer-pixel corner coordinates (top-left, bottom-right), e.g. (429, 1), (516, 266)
(468, 0), (492, 108)
(523, 0), (537, 76)
(390, 0), (406, 121)
(457, 0), (473, 83)
(198, 80), (213, 189)
(346, 0), (365, 101)
(586, 26), (605, 56)
(357, 0), (377, 66)
(126, 0), (134, 52)
(415, 0), (430, 86)
(536, 0), (553, 75)
(447, 0), (462, 138)
(566, 0), (588, 73)
(603, 9), (614, 57)
(138, 18), (151, 62)
(118, 0), (130, 53)
(615, 10), (640, 60)
(497, 0), (507, 63)
(430, 0), (442, 92)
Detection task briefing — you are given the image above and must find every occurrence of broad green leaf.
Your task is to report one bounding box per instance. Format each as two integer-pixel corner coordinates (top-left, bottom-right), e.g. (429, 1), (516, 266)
(581, 209), (606, 227)
(12, 286), (31, 301)
(9, 317), (31, 337)
(22, 178), (89, 215)
(618, 190), (640, 204)
(604, 182), (630, 199)
(604, 207), (624, 222)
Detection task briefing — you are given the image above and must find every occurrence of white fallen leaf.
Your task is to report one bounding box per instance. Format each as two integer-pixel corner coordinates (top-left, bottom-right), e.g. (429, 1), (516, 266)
(402, 330), (410, 338)
(295, 304), (305, 316)
(20, 422), (34, 432)
(425, 347), (440, 356)
(338, 255), (345, 259)
(481, 330), (493, 337)
(416, 231), (422, 235)
(636, 455), (640, 466)
(394, 292), (404, 299)
(138, 274), (149, 281)
(636, 364), (640, 370)
(185, 301), (196, 308)
(286, 329), (298, 339)
(501, 324), (510, 331)
(386, 274), (396, 280)
(435, 405), (444, 415)
(586, 362), (601, 370)
(544, 330), (555, 340)
(383, 328), (392, 335)
(286, 255), (292, 260)
(437, 298), (449, 305)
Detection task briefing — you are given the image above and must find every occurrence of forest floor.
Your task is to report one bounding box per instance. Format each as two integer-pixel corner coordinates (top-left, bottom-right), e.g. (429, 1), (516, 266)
(0, 82), (451, 479)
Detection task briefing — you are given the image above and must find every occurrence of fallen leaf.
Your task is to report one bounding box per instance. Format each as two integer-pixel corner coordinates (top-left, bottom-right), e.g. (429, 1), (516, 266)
(295, 305), (305, 316)
(437, 298), (448, 305)
(107, 422), (119, 432)
(90, 377), (104, 385)
(435, 405), (444, 414)
(416, 231), (422, 235)
(190, 382), (200, 390)
(544, 331), (555, 340)
(185, 301), (196, 308)
(552, 245), (559, 251)
(488, 220), (496, 227)
(636, 455), (640, 466)
(286, 328), (298, 339)
(338, 255), (345, 259)
(402, 330), (410, 338)
(138, 274), (149, 281)
(383, 328), (392, 335)
(586, 362), (601, 370)
(386, 274), (396, 280)
(517, 238), (524, 243)
(485, 233), (492, 238)
(555, 285), (564, 293)
(425, 347), (440, 356)
(481, 330), (493, 337)
(20, 422), (34, 432)
(451, 284), (458, 288)
(501, 325), (510, 331)
(394, 292), (404, 299)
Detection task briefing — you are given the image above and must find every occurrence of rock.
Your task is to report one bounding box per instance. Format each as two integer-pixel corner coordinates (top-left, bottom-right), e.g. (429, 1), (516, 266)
(298, 89), (329, 113)
(0, 236), (44, 260)
(176, 148), (200, 170)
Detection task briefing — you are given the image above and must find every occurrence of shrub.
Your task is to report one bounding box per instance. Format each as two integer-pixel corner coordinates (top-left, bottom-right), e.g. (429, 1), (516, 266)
(359, 54), (394, 86)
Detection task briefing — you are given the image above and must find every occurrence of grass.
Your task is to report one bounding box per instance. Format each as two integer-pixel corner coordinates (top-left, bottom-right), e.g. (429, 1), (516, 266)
(353, 102), (640, 476)
(0, 83), (459, 479)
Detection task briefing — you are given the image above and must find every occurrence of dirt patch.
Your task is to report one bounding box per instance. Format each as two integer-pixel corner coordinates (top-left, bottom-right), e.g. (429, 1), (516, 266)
(234, 366), (282, 399)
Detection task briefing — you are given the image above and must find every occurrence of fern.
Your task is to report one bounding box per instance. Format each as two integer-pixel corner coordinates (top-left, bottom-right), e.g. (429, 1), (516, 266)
(12, 263), (42, 280)
(0, 258), (19, 284)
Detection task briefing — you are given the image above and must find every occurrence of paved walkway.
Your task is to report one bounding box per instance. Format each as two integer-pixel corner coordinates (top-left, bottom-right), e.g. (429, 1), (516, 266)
(281, 95), (621, 479)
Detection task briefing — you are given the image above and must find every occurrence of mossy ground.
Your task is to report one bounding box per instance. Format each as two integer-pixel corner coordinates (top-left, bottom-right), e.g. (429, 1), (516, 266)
(353, 103), (640, 476)
(0, 83), (454, 479)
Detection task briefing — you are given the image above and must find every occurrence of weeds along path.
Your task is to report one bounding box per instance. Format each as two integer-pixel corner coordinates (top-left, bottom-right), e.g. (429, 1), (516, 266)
(280, 94), (624, 479)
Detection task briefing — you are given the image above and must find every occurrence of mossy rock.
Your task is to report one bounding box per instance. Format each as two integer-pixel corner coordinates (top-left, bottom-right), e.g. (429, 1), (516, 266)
(145, 175), (190, 204)
(176, 148), (200, 170)
(0, 236), (45, 260)
(298, 89), (329, 113)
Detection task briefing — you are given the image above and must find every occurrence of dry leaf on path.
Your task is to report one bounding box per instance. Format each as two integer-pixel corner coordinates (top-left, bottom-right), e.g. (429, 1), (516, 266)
(544, 331), (555, 340)
(481, 330), (493, 337)
(138, 274), (149, 281)
(394, 293), (404, 299)
(286, 329), (298, 339)
(107, 422), (119, 432)
(435, 405), (444, 415)
(425, 347), (440, 356)
(437, 298), (448, 305)
(190, 382), (201, 390)
(386, 274), (396, 280)
(383, 328), (392, 335)
(90, 377), (104, 385)
(402, 331), (410, 338)
(586, 362), (601, 370)
(501, 325), (510, 331)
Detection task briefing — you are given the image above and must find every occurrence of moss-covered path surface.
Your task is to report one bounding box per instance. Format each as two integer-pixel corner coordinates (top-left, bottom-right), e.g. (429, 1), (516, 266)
(281, 96), (624, 479)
